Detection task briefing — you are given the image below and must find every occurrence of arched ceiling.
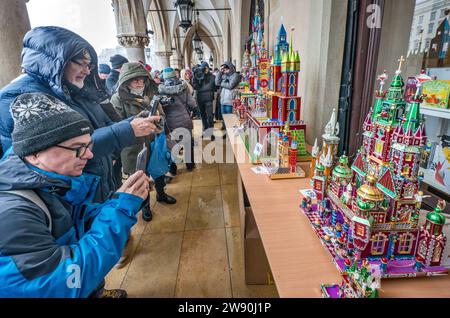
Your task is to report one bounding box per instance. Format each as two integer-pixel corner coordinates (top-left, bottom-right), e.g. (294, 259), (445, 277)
(147, 0), (232, 66)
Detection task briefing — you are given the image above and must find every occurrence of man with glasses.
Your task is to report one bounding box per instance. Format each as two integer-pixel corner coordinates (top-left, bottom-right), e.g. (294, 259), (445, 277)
(0, 93), (149, 297)
(0, 26), (159, 203)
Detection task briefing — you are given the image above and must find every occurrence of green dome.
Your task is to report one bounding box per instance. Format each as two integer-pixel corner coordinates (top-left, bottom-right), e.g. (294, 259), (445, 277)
(340, 155), (349, 165)
(357, 199), (374, 211)
(316, 163), (325, 171)
(333, 165), (351, 177)
(390, 74), (404, 88)
(426, 207), (446, 225)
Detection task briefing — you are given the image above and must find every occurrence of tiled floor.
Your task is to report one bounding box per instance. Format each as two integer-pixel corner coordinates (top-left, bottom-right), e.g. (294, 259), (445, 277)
(105, 121), (278, 298)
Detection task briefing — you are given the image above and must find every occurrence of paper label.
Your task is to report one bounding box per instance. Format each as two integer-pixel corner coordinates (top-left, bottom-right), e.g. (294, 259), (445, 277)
(299, 189), (317, 199)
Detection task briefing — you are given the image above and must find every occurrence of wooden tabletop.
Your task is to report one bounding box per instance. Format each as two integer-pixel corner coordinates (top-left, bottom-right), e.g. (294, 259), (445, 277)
(223, 114), (450, 298)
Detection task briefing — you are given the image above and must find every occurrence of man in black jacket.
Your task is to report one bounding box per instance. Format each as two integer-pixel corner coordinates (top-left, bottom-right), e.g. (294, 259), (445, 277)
(193, 62), (216, 139)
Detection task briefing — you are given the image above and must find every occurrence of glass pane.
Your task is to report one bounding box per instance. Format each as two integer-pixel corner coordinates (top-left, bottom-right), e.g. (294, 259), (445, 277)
(376, 0), (450, 193)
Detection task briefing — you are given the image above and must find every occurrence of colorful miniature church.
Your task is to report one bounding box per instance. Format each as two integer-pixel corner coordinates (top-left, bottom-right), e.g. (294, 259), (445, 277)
(234, 4), (310, 166)
(303, 57), (448, 279)
(263, 26), (301, 123)
(321, 259), (381, 298)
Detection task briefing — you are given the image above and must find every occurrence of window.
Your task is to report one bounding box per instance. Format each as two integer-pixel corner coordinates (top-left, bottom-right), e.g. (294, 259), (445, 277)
(402, 166), (410, 175)
(371, 234), (386, 255)
(290, 74), (296, 84)
(434, 225), (441, 236)
(289, 99), (296, 110)
(374, 140), (384, 156)
(430, 11), (436, 21)
(403, 184), (414, 199)
(440, 9), (446, 18)
(425, 38), (431, 49)
(405, 154), (413, 161)
(278, 99), (282, 119)
(277, 77), (282, 91)
(398, 206), (411, 222)
(289, 85), (295, 96)
(428, 23), (434, 34)
(418, 240), (427, 258)
(289, 111), (295, 122)
(416, 26), (422, 35)
(433, 245), (442, 262)
(418, 15), (424, 24)
(378, 128), (385, 138)
(398, 233), (414, 254)
(356, 223), (366, 237)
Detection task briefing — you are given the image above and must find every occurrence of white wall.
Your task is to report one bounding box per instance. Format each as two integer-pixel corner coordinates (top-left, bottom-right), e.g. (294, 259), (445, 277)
(263, 0), (347, 145)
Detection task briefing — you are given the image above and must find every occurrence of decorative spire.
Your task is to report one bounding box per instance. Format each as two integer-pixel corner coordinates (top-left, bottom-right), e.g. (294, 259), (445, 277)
(396, 55), (405, 75)
(377, 70), (388, 92)
(311, 138), (319, 157)
(415, 70), (431, 97)
(324, 147), (333, 168)
(289, 27), (294, 58)
(294, 51), (301, 71)
(277, 23), (287, 42)
(324, 108), (339, 139)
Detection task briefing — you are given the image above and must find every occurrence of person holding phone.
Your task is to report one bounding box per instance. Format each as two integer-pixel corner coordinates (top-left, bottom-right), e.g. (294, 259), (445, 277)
(0, 93), (149, 298)
(111, 62), (177, 224)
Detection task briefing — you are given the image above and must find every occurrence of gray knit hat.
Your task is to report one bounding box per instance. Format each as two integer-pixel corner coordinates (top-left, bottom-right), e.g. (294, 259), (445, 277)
(11, 93), (93, 157)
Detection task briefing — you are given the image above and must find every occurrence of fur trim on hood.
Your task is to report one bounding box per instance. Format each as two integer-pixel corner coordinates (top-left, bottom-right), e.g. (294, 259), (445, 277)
(158, 81), (187, 95)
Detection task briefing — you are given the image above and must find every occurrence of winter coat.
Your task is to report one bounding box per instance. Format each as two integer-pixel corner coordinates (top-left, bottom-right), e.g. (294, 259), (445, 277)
(105, 69), (120, 94)
(0, 153), (143, 297)
(0, 26), (137, 202)
(158, 80), (196, 132)
(110, 62), (161, 175)
(181, 79), (194, 95)
(215, 62), (241, 106)
(193, 72), (216, 103)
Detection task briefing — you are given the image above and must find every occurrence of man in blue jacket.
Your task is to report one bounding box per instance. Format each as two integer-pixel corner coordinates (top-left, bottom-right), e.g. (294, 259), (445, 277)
(0, 26), (157, 202)
(0, 93), (150, 298)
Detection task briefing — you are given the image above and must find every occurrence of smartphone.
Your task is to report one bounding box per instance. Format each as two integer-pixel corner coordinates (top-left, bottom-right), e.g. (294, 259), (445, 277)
(136, 147), (148, 172)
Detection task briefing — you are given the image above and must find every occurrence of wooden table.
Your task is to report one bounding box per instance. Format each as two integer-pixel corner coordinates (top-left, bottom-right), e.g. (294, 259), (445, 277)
(223, 114), (450, 298)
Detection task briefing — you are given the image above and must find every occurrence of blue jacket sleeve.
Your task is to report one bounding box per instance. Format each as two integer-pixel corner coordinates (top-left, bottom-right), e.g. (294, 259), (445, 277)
(0, 193), (143, 298)
(91, 119), (137, 158)
(0, 91), (16, 151)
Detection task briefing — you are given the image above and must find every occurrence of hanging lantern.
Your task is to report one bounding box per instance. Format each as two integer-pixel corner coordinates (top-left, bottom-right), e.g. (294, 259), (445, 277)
(197, 50), (204, 62)
(192, 31), (202, 52)
(174, 0), (194, 31)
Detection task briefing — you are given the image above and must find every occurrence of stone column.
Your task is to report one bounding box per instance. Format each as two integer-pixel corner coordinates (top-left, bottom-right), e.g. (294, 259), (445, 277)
(118, 36), (149, 62)
(170, 52), (184, 70)
(0, 0), (31, 87)
(170, 51), (183, 69)
(154, 51), (172, 70)
(112, 0), (149, 62)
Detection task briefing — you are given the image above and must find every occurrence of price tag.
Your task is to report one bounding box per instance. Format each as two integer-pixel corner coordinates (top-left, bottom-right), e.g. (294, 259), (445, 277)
(253, 143), (263, 157)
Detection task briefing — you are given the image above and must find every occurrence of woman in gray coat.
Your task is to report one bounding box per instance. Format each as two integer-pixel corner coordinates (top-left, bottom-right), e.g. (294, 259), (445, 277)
(158, 67), (198, 172)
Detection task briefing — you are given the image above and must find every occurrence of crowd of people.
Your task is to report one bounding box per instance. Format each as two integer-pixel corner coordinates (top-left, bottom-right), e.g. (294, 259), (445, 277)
(0, 26), (241, 298)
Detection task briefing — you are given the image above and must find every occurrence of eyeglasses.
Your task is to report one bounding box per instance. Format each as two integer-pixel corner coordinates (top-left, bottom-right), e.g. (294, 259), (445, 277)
(130, 77), (146, 83)
(71, 60), (95, 71)
(55, 141), (94, 158)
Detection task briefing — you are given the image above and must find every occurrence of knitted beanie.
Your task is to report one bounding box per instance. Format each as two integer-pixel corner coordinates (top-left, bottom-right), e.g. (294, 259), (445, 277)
(162, 67), (176, 80)
(98, 63), (111, 75)
(110, 54), (129, 69)
(11, 93), (93, 157)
